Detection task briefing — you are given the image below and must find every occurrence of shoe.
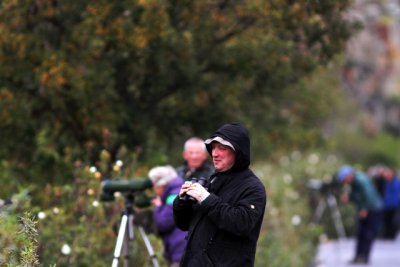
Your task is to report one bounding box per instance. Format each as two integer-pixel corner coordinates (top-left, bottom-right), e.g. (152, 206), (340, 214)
(348, 257), (368, 264)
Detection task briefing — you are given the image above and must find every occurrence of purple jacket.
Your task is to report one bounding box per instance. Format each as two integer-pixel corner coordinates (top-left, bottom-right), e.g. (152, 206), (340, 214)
(153, 177), (187, 262)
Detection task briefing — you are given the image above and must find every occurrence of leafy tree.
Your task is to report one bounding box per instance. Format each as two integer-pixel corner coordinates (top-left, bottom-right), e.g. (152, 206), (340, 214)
(0, 0), (358, 187)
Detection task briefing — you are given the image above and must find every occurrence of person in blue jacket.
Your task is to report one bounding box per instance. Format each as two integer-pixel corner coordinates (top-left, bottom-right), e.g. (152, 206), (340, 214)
(148, 165), (187, 267)
(380, 167), (400, 240)
(336, 165), (383, 264)
(368, 165), (400, 239)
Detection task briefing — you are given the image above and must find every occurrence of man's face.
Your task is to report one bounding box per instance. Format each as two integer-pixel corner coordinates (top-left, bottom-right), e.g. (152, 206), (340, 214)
(183, 143), (208, 169)
(211, 142), (236, 172)
(154, 185), (165, 196)
(383, 169), (394, 181)
(344, 174), (354, 184)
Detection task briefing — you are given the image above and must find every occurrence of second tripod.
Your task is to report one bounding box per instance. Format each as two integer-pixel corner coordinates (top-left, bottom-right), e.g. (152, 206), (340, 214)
(307, 179), (346, 239)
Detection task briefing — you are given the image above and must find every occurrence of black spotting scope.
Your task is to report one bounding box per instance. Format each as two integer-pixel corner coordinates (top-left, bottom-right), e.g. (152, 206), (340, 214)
(100, 178), (153, 202)
(102, 178), (153, 194)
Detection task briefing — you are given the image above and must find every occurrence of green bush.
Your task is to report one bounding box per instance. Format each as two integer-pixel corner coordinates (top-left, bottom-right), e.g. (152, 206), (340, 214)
(0, 207), (40, 267)
(32, 151), (165, 267)
(1, 149), (165, 267)
(254, 150), (354, 267)
(1, 149), (371, 267)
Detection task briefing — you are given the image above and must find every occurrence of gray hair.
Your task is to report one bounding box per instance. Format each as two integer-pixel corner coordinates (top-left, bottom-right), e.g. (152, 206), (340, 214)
(148, 165), (178, 187)
(184, 137), (206, 151)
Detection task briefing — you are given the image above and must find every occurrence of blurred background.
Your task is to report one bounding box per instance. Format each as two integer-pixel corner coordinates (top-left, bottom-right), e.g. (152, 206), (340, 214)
(1, 0), (400, 266)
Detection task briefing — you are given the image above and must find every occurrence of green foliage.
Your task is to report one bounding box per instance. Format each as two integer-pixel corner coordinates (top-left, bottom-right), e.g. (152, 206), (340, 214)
(32, 151), (165, 267)
(325, 88), (400, 170)
(1, 148), (358, 267)
(34, 180), (113, 266)
(0, 1), (366, 266)
(335, 131), (400, 169)
(0, 208), (40, 267)
(254, 150), (359, 266)
(366, 133), (400, 167)
(0, 0), (357, 187)
(250, 57), (346, 159)
(1, 151), (165, 267)
(19, 213), (40, 267)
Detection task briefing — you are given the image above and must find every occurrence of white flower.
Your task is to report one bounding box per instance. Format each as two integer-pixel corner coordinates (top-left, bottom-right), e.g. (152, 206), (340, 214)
(116, 160), (123, 167)
(92, 200), (99, 207)
(286, 190), (299, 201)
(283, 174), (293, 184)
(291, 150), (302, 161)
(53, 207), (59, 215)
(38, 212), (46, 220)
(308, 153), (320, 165)
(279, 156), (290, 166)
(291, 215), (301, 226)
(89, 166), (97, 173)
(61, 244), (71, 255)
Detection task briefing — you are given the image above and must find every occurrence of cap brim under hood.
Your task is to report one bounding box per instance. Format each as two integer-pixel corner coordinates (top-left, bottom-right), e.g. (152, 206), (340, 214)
(205, 122), (250, 172)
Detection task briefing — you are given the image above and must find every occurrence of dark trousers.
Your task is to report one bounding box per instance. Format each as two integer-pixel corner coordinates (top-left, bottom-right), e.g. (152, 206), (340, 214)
(355, 210), (382, 261)
(382, 208), (399, 239)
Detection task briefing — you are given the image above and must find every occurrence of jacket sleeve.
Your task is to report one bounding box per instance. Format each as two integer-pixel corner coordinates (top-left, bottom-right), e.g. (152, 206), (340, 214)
(153, 203), (176, 234)
(200, 181), (266, 236)
(173, 197), (194, 231)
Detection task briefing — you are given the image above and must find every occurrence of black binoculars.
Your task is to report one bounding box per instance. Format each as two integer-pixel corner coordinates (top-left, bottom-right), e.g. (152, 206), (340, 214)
(183, 177), (207, 202)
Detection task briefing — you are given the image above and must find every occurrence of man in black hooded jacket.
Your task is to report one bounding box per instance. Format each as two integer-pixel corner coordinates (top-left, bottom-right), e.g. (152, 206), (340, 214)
(173, 122), (267, 267)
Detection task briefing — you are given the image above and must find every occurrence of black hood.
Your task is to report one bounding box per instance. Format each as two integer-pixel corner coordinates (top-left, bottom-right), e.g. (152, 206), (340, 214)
(205, 122), (250, 172)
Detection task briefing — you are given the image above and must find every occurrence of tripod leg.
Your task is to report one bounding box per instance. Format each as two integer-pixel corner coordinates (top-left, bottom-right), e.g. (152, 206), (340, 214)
(123, 227), (129, 267)
(138, 226), (160, 267)
(128, 214), (134, 239)
(122, 214), (135, 267)
(313, 198), (327, 224)
(112, 215), (128, 267)
(326, 194), (346, 239)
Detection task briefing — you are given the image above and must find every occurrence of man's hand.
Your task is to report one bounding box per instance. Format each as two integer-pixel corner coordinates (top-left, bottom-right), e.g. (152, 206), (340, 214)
(179, 181), (193, 199)
(186, 182), (210, 203)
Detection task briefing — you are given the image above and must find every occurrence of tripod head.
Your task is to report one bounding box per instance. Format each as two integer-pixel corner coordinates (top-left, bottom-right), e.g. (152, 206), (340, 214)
(100, 178), (153, 209)
(306, 178), (341, 195)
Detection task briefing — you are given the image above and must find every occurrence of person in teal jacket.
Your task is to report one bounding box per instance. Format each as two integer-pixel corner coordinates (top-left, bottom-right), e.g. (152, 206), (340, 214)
(336, 165), (383, 265)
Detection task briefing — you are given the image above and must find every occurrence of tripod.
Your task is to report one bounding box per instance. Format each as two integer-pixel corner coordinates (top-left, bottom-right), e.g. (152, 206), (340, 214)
(312, 190), (346, 239)
(111, 193), (160, 267)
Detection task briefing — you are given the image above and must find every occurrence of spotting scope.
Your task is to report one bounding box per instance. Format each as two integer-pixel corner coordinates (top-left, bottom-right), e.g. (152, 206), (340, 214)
(100, 178), (153, 202)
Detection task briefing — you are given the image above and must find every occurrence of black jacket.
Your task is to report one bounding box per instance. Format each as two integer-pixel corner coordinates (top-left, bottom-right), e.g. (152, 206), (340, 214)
(176, 161), (215, 182)
(173, 123), (267, 267)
